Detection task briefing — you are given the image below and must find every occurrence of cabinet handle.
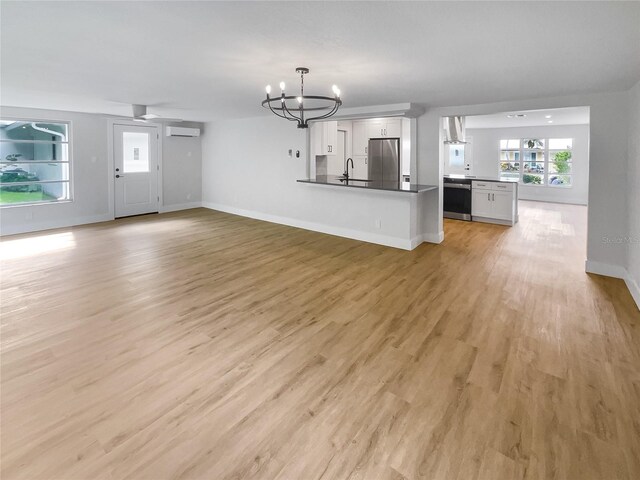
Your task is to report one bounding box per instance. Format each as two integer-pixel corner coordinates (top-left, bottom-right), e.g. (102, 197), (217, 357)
(488, 193), (490, 201)
(384, 128), (387, 135)
(365, 146), (367, 154)
(492, 193), (495, 201)
(365, 157), (367, 164)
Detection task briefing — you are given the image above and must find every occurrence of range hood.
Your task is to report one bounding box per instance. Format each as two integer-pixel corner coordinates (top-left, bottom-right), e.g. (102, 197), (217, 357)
(443, 116), (468, 144)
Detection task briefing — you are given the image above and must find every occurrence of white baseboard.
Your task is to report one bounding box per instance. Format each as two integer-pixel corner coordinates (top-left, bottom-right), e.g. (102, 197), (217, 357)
(0, 213), (113, 236)
(203, 202), (422, 250)
(413, 231), (445, 247)
(585, 260), (640, 310)
(585, 260), (627, 279)
(159, 202), (202, 213)
(625, 275), (640, 311)
(409, 231), (444, 249)
(518, 197), (588, 206)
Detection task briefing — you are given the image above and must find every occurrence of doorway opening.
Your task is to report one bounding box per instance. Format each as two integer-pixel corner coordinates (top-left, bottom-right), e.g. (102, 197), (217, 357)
(441, 106), (591, 255)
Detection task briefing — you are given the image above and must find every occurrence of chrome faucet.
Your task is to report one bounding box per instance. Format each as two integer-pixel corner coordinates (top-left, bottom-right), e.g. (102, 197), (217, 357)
(344, 158), (354, 179)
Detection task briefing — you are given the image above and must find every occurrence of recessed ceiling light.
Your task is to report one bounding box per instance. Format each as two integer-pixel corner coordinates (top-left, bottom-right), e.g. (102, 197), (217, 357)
(506, 114), (527, 118)
(545, 115), (552, 119)
(547, 120), (553, 123)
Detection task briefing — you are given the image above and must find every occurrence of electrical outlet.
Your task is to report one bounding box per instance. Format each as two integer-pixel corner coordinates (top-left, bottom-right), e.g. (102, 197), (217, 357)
(375, 219), (381, 229)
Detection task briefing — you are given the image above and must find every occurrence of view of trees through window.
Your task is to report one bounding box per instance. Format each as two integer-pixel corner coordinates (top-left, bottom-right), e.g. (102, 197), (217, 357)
(499, 138), (573, 186)
(0, 120), (71, 206)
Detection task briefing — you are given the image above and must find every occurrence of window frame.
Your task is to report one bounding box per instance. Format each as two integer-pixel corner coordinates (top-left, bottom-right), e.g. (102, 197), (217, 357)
(499, 137), (573, 188)
(0, 117), (73, 207)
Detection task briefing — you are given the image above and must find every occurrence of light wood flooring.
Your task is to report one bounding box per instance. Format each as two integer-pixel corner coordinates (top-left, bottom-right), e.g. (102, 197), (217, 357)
(1, 201), (639, 480)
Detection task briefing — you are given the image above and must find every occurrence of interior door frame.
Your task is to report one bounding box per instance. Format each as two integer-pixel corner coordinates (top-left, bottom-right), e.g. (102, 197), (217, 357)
(107, 119), (163, 220)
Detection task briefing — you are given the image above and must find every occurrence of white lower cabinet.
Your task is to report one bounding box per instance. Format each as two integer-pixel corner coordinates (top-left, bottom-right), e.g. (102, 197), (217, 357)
(491, 191), (514, 220)
(471, 181), (517, 225)
(472, 190), (493, 218)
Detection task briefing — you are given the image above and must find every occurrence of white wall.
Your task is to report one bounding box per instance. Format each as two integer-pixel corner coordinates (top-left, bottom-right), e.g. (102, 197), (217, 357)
(465, 124), (590, 205)
(415, 91), (630, 277)
(626, 81), (640, 308)
(161, 122), (202, 209)
(201, 116), (432, 248)
(0, 106), (202, 235)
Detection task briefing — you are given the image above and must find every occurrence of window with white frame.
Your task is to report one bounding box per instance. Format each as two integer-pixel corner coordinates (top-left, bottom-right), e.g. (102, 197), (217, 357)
(499, 137), (573, 187)
(0, 120), (71, 206)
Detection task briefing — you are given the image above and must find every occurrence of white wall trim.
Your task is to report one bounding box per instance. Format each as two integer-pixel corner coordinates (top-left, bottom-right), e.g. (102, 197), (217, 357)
(202, 202), (414, 250)
(624, 275), (640, 311)
(409, 231), (444, 249)
(585, 259), (627, 279)
(518, 198), (588, 206)
(159, 202), (202, 213)
(585, 260), (640, 310)
(424, 231), (445, 244)
(317, 103), (425, 121)
(0, 213), (112, 236)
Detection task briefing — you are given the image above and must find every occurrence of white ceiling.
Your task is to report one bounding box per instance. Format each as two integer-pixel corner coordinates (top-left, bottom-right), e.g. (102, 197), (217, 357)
(466, 106), (590, 129)
(1, 1), (639, 122)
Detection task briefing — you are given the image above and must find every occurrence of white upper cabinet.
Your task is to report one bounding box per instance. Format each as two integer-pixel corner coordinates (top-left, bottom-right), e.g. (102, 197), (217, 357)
(352, 121), (369, 156)
(368, 119), (385, 138)
(384, 118), (402, 137)
(315, 118), (403, 160)
(314, 120), (338, 156)
(368, 118), (402, 138)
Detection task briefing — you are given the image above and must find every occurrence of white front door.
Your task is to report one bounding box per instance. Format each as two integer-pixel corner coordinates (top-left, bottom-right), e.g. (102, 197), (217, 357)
(114, 124), (159, 218)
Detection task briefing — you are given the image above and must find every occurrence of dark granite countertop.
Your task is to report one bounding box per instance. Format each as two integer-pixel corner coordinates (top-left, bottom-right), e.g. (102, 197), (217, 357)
(298, 176), (438, 193)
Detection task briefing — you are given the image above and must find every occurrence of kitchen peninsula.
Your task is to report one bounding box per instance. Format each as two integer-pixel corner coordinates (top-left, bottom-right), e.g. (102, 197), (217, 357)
(297, 175), (439, 251)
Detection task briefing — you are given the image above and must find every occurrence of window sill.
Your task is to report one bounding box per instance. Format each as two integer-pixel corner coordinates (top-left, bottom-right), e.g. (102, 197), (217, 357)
(0, 199), (74, 209)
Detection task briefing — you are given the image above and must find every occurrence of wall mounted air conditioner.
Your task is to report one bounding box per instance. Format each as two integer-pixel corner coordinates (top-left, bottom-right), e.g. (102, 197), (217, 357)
(166, 126), (200, 137)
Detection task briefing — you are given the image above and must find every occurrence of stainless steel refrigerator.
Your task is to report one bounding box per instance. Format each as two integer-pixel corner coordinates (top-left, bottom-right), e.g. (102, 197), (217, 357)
(367, 138), (400, 182)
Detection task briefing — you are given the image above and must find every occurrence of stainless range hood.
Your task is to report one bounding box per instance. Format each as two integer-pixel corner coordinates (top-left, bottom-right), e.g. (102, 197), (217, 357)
(443, 116), (467, 144)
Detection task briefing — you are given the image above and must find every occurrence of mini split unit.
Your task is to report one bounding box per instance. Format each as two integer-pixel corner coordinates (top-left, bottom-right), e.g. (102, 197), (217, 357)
(165, 126), (200, 137)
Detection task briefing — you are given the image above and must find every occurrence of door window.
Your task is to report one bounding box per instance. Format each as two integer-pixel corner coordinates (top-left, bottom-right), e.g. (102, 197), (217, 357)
(122, 132), (149, 173)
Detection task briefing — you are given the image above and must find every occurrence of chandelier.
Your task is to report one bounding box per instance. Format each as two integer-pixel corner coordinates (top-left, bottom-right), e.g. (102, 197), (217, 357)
(262, 67), (342, 129)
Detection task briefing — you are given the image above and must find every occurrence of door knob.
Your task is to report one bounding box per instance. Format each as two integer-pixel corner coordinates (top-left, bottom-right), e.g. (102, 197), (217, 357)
(116, 174), (124, 178)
